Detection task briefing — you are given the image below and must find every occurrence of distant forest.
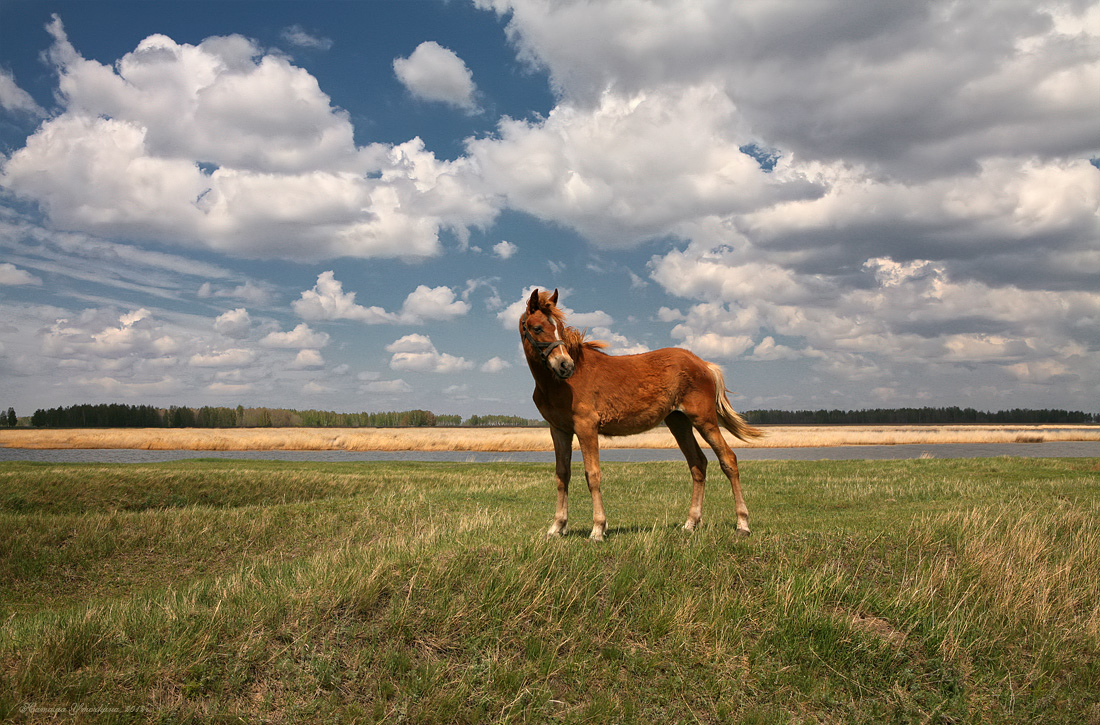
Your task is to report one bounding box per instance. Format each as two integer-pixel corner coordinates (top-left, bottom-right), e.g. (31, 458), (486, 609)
(746, 407), (1098, 425)
(25, 404), (545, 429)
(14, 403), (1099, 428)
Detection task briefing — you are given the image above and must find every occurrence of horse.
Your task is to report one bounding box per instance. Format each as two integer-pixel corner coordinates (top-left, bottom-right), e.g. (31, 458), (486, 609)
(520, 288), (763, 541)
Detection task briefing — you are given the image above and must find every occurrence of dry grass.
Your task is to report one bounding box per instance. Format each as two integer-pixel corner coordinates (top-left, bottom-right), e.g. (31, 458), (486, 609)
(2, 424), (1098, 451)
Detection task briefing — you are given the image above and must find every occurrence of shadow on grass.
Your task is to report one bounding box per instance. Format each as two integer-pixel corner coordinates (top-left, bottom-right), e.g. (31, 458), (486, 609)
(552, 522), (688, 540)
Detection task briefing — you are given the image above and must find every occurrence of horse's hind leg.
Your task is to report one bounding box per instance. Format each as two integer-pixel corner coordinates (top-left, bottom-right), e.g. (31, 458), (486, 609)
(666, 412), (708, 531)
(693, 419), (750, 536)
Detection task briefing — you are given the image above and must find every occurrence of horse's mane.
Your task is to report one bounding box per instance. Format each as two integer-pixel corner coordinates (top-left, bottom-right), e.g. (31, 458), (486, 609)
(563, 325), (608, 356)
(540, 297), (608, 356)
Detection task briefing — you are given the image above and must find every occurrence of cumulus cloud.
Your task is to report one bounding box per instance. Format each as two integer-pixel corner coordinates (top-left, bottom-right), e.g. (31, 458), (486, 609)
(0, 263), (42, 286)
(393, 41), (479, 111)
(651, 241), (1100, 396)
(590, 327), (648, 355)
(292, 271), (398, 323)
(213, 308), (251, 338)
(189, 348), (255, 367)
(467, 85), (821, 248)
(28, 306), (251, 398)
(0, 68), (46, 117)
(386, 333), (473, 373)
(0, 17), (498, 261)
(480, 356), (511, 373)
(260, 323), (329, 349)
(400, 284), (470, 322)
(461, 0), (1100, 403)
(478, 1), (1099, 174)
(289, 349), (324, 369)
(293, 271), (468, 324)
(493, 240), (517, 259)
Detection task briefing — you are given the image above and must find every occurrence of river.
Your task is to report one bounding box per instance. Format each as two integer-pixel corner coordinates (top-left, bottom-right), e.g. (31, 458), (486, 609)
(1, 441), (1097, 464)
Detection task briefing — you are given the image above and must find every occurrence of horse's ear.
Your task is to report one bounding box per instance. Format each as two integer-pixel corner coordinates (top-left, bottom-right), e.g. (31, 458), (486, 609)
(549, 288), (558, 306)
(527, 288), (541, 313)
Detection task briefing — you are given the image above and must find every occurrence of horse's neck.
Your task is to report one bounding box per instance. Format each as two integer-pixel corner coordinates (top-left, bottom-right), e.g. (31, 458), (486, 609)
(525, 353), (571, 390)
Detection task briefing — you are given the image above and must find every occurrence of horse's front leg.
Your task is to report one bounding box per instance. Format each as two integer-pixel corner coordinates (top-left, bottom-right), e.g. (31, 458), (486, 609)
(547, 426), (572, 537)
(576, 427), (607, 541)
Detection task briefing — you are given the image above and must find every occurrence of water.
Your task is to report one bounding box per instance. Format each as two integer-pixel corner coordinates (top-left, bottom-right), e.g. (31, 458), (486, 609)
(1, 441), (1097, 464)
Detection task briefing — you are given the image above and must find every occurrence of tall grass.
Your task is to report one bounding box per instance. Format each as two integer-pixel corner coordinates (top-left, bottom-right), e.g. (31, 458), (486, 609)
(1, 458), (1098, 722)
(3, 423), (1099, 451)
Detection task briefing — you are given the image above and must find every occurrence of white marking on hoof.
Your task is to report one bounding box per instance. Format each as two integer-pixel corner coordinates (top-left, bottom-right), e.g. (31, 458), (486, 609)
(683, 519), (696, 532)
(735, 527), (751, 537)
(547, 521), (566, 538)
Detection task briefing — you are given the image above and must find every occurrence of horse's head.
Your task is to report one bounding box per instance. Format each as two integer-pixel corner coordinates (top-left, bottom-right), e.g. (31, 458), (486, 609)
(521, 288), (575, 379)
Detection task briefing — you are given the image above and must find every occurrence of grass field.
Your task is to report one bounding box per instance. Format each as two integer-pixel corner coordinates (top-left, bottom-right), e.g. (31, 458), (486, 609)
(1, 457), (1098, 723)
(3, 423), (1099, 451)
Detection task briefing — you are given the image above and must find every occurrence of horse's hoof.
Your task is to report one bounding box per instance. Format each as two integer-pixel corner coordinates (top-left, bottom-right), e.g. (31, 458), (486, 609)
(735, 527), (751, 537)
(683, 520), (698, 532)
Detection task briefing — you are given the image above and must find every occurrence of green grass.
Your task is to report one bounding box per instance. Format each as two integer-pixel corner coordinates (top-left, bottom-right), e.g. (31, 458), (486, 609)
(1, 457), (1098, 723)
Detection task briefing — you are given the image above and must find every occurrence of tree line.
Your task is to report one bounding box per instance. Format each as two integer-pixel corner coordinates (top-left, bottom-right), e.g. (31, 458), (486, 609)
(19, 403), (1099, 429)
(744, 407), (1098, 425)
(27, 403), (546, 429)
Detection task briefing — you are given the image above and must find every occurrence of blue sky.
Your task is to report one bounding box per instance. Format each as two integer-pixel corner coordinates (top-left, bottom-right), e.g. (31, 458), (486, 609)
(1, 0), (1098, 419)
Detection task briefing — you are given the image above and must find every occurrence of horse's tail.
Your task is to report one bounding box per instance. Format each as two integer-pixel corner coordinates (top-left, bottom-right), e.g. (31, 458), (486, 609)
(707, 363), (764, 443)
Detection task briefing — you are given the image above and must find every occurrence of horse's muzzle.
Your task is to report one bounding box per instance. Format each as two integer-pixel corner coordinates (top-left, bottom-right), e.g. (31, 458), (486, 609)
(554, 358), (575, 379)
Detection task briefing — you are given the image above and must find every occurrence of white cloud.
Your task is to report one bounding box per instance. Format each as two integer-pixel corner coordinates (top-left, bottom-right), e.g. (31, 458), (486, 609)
(281, 25), (333, 51)
(363, 378), (413, 394)
(478, 1), (1099, 174)
(672, 330), (755, 360)
(213, 308), (251, 338)
(0, 18), (498, 261)
(293, 271), (468, 324)
(400, 284), (470, 322)
(260, 323), (329, 349)
(480, 356), (511, 373)
(466, 83), (821, 248)
(493, 240), (517, 259)
(206, 381), (254, 395)
(71, 375), (183, 398)
(0, 68), (46, 117)
(393, 41), (478, 111)
(750, 336), (800, 361)
(649, 238), (1100, 399)
(0, 263), (41, 286)
(589, 327), (648, 355)
(469, 0), (1100, 407)
(292, 271), (398, 323)
(386, 333), (473, 373)
(42, 308), (157, 360)
(289, 349), (324, 369)
(189, 348), (255, 367)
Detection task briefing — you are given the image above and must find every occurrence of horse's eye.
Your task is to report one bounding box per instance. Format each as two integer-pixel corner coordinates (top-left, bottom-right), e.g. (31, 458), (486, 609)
(532, 326), (544, 334)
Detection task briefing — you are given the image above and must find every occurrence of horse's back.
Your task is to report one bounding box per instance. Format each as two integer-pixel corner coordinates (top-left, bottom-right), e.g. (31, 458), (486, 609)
(578, 346), (717, 436)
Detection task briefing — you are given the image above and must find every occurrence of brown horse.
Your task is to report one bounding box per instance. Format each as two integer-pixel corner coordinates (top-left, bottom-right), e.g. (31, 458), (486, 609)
(520, 288), (763, 540)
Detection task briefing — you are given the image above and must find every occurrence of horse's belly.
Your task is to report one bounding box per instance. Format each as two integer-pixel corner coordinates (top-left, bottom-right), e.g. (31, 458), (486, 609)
(597, 410), (667, 437)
